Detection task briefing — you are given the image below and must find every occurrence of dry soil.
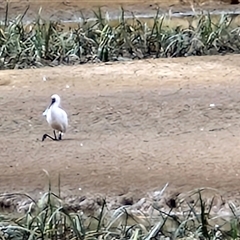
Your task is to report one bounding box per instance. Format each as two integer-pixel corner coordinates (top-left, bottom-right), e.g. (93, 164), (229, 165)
(1, 1), (240, 202)
(1, 55), (240, 200)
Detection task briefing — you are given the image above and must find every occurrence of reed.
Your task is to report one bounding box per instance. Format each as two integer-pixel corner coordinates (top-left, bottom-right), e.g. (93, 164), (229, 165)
(0, 5), (239, 69)
(0, 186), (239, 239)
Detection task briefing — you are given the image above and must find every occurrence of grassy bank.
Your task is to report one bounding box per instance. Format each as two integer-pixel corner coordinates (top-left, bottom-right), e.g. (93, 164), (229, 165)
(0, 182), (239, 239)
(0, 5), (239, 69)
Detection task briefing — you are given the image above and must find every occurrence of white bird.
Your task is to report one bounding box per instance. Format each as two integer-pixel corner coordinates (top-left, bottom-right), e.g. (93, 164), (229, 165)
(42, 94), (68, 141)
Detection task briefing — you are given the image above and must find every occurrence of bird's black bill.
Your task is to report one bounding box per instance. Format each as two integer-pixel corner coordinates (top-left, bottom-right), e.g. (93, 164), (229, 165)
(46, 97), (56, 110)
(51, 97), (56, 106)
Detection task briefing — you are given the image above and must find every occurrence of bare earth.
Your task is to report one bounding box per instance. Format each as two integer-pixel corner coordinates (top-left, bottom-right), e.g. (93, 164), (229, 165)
(1, 55), (240, 200)
(1, 1), (240, 202)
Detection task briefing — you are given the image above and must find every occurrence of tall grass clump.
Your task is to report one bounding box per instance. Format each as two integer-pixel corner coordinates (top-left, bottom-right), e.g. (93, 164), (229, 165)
(0, 182), (240, 239)
(0, 5), (240, 69)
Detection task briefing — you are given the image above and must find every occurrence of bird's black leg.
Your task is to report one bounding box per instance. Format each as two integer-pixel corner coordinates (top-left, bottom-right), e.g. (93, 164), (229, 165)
(42, 130), (58, 142)
(58, 132), (62, 140)
(53, 130), (57, 140)
(42, 133), (57, 142)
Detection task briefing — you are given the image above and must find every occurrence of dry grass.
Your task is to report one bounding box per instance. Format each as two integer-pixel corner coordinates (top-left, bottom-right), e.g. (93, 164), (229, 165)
(3, 0), (237, 8)
(0, 179), (240, 239)
(0, 4), (239, 70)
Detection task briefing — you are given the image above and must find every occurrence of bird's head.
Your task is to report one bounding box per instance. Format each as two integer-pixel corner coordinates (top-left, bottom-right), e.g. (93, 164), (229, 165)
(50, 94), (61, 107)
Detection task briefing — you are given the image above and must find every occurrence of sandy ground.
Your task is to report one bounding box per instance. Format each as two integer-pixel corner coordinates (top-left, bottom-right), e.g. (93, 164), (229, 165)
(1, 0), (240, 204)
(1, 55), (240, 201)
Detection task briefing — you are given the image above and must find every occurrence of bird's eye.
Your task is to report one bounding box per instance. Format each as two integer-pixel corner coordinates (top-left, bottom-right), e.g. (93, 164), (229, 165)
(51, 98), (56, 104)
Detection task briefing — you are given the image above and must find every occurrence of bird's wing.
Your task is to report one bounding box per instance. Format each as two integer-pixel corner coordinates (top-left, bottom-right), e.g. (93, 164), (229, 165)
(42, 108), (49, 117)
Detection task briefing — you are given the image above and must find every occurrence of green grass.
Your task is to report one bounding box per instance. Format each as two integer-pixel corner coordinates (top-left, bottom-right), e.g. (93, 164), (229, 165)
(1, 5), (240, 239)
(0, 4), (240, 69)
(0, 180), (240, 240)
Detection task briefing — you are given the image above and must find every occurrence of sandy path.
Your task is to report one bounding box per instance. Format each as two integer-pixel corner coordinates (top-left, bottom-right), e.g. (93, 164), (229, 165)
(0, 55), (240, 199)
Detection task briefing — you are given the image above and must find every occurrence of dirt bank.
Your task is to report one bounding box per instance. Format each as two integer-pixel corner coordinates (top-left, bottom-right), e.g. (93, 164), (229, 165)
(1, 55), (240, 200)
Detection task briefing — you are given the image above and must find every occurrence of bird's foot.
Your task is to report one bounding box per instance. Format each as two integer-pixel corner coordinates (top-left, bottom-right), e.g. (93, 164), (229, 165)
(42, 134), (47, 142)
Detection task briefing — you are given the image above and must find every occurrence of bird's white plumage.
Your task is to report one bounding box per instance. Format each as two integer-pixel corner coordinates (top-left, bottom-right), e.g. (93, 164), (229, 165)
(42, 108), (48, 117)
(44, 94), (68, 135)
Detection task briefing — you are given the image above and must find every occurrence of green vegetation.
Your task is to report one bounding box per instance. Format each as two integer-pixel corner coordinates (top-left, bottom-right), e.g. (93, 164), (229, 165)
(0, 6), (240, 239)
(0, 182), (239, 239)
(0, 5), (240, 69)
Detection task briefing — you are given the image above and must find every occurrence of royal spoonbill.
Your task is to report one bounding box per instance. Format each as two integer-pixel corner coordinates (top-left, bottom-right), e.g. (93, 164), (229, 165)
(42, 94), (68, 141)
